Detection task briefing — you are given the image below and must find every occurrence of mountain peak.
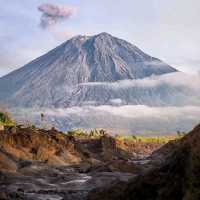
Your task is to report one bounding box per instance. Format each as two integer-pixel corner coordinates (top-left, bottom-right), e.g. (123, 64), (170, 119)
(0, 32), (178, 107)
(95, 32), (113, 38)
(71, 35), (90, 41)
(68, 32), (114, 46)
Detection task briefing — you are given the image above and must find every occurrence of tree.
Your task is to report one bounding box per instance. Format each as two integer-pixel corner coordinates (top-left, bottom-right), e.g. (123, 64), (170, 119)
(132, 135), (137, 140)
(177, 131), (186, 138)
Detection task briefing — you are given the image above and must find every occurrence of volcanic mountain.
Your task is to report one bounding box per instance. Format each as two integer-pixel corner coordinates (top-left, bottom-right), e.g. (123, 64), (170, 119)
(0, 32), (178, 107)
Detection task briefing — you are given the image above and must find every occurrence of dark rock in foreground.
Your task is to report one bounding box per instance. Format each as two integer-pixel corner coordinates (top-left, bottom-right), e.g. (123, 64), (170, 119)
(88, 124), (200, 200)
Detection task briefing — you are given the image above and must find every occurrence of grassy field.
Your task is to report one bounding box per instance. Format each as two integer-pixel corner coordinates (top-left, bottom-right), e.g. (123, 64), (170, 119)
(115, 135), (182, 144)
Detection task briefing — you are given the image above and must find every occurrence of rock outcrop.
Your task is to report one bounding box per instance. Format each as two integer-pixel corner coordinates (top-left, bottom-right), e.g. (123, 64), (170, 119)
(0, 126), (81, 167)
(0, 126), (163, 173)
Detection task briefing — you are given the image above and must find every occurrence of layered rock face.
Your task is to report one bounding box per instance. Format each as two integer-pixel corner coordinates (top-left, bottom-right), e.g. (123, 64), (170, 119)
(0, 127), (162, 171)
(0, 126), (81, 168)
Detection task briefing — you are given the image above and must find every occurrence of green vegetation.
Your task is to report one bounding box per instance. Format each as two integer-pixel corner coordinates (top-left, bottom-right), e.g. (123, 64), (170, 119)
(66, 129), (181, 144)
(0, 110), (184, 145)
(0, 111), (15, 127)
(115, 134), (180, 144)
(176, 131), (187, 138)
(67, 129), (88, 137)
(31, 124), (36, 129)
(67, 129), (106, 138)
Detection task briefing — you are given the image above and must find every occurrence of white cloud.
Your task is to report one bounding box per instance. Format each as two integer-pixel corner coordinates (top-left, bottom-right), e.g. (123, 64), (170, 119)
(11, 105), (200, 135)
(79, 72), (200, 91)
(109, 99), (123, 105)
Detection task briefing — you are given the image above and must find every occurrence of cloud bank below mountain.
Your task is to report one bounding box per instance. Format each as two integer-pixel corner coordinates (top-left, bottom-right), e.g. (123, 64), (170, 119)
(8, 72), (200, 135)
(11, 105), (200, 135)
(79, 72), (200, 91)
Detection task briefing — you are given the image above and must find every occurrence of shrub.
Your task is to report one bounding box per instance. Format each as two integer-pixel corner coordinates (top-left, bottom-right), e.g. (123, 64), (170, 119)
(0, 111), (15, 126)
(67, 129), (88, 137)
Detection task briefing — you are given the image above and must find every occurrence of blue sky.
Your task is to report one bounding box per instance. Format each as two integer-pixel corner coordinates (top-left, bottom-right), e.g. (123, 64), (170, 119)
(0, 0), (200, 76)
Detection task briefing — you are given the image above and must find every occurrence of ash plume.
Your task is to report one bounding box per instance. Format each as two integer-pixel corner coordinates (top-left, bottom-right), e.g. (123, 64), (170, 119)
(38, 3), (75, 29)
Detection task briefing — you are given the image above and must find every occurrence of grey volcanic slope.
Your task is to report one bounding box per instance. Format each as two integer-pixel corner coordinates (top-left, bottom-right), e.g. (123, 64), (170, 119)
(0, 32), (177, 107)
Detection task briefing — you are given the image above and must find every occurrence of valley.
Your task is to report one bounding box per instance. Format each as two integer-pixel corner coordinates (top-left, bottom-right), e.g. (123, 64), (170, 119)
(1, 118), (200, 200)
(0, 122), (175, 200)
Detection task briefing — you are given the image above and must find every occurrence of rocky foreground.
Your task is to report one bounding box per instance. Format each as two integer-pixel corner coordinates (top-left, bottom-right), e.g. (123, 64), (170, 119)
(88, 124), (200, 200)
(1, 123), (199, 200)
(0, 126), (165, 200)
